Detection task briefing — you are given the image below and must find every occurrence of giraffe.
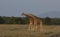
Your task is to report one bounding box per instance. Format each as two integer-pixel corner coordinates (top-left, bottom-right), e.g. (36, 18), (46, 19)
(25, 14), (44, 32)
(22, 13), (34, 31)
(22, 13), (44, 32)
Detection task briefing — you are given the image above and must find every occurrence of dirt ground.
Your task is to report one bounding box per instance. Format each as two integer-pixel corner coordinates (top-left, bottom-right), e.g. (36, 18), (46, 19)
(0, 24), (60, 37)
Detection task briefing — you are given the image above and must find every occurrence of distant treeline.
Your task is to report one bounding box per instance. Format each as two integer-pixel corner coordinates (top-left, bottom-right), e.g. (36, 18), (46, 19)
(0, 16), (60, 25)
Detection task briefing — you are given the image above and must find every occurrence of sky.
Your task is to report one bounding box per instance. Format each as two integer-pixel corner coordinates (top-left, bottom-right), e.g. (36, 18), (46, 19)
(0, 0), (60, 17)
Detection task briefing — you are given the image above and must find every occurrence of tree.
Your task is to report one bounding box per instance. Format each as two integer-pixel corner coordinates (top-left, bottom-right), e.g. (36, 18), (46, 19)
(0, 16), (4, 24)
(44, 17), (52, 25)
(20, 17), (28, 24)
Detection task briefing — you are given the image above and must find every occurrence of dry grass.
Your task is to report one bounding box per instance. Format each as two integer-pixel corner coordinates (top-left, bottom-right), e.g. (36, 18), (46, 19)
(0, 24), (60, 37)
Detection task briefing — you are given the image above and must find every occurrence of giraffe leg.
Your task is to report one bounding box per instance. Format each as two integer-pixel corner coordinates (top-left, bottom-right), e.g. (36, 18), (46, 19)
(28, 22), (33, 31)
(31, 25), (35, 31)
(31, 19), (37, 31)
(28, 23), (33, 31)
(31, 24), (35, 31)
(28, 24), (31, 30)
(40, 21), (44, 32)
(28, 24), (35, 31)
(28, 18), (33, 31)
(33, 23), (37, 31)
(35, 25), (38, 31)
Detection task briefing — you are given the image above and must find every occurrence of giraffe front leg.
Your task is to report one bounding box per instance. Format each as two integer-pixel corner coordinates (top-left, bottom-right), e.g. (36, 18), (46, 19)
(28, 22), (33, 31)
(33, 24), (37, 31)
(32, 20), (37, 31)
(28, 24), (31, 30)
(35, 25), (38, 31)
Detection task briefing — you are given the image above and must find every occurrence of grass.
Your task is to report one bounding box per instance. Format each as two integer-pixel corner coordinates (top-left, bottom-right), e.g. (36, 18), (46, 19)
(0, 24), (60, 37)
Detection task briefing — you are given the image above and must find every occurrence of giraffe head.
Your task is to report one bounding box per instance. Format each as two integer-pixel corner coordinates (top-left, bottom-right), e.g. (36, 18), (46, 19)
(22, 12), (32, 15)
(22, 12), (25, 16)
(21, 13), (29, 17)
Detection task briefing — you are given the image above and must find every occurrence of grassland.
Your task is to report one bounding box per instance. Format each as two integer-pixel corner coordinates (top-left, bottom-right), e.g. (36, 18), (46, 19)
(0, 24), (60, 37)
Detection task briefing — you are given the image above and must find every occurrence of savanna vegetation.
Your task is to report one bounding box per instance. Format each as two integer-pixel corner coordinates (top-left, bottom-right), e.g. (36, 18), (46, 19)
(0, 16), (60, 25)
(0, 25), (60, 37)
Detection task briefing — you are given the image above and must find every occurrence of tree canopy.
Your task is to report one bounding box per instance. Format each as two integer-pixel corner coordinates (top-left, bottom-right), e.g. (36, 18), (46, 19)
(0, 16), (60, 25)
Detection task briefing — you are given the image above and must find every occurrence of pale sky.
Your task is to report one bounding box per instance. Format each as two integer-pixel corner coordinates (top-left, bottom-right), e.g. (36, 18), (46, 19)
(0, 0), (60, 17)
